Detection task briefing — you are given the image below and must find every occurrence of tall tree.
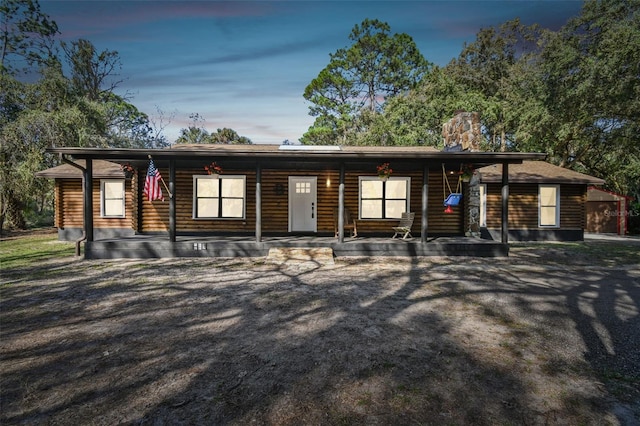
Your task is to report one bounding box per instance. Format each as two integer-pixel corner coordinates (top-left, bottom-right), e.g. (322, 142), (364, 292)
(0, 0), (58, 75)
(209, 127), (252, 144)
(174, 114), (252, 144)
(509, 0), (640, 196)
(446, 19), (538, 151)
(362, 66), (491, 147)
(302, 19), (431, 145)
(62, 39), (123, 102)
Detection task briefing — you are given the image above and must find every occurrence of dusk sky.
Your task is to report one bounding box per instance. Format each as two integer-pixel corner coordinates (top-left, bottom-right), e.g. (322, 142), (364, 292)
(40, 1), (584, 144)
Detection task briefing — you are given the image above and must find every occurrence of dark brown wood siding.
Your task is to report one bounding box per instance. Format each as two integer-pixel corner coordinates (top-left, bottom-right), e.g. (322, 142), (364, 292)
(560, 184), (587, 229)
(136, 168), (464, 235)
(58, 179), (83, 229)
(57, 178), (134, 230)
(485, 183), (586, 229)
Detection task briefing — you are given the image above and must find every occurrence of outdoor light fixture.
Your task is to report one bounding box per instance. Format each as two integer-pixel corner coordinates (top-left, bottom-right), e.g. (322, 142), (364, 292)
(326, 178), (331, 188)
(444, 205), (454, 214)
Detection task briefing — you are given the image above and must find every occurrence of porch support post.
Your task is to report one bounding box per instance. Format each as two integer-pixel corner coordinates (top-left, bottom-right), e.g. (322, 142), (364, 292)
(136, 169), (143, 233)
(255, 162), (262, 243)
(83, 158), (93, 242)
(421, 163), (429, 243)
(338, 163), (345, 243)
(501, 162), (509, 244)
(169, 159), (176, 242)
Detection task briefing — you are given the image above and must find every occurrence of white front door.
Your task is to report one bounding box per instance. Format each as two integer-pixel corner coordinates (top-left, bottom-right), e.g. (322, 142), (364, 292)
(289, 176), (317, 232)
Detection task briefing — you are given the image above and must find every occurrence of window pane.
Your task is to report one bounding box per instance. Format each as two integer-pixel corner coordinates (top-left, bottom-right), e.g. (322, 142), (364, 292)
(540, 206), (557, 226)
(197, 178), (218, 197)
(361, 199), (382, 218)
(198, 198), (219, 217)
(386, 179), (407, 198)
(540, 186), (556, 206)
(385, 200), (405, 219)
(222, 199), (244, 218)
(222, 178), (244, 197)
(103, 181), (123, 199)
(361, 180), (382, 198)
(104, 199), (124, 217)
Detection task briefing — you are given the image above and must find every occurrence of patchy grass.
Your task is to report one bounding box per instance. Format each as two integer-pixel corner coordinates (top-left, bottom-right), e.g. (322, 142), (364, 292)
(0, 232), (75, 271)
(510, 240), (640, 266)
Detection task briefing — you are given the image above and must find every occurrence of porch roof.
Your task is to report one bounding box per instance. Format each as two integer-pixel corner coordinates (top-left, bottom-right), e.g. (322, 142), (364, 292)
(47, 144), (547, 169)
(479, 161), (605, 185)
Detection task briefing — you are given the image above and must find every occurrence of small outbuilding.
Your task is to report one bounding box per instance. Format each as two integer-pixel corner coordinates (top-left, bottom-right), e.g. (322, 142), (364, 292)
(586, 186), (632, 236)
(478, 161), (605, 241)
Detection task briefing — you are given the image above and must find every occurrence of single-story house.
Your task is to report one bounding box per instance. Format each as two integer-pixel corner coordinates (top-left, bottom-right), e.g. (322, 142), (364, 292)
(586, 186), (633, 235)
(35, 144), (602, 258)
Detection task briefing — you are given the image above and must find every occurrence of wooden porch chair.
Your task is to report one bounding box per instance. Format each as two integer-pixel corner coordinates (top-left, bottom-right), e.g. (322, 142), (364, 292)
(392, 212), (415, 239)
(334, 207), (358, 238)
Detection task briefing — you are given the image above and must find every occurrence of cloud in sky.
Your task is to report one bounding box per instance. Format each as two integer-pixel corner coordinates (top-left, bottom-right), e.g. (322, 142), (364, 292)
(40, 0), (583, 144)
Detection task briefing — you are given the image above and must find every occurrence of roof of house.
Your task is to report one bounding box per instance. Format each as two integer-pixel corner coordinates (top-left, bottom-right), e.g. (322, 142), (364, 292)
(170, 144), (441, 154)
(35, 160), (125, 179)
(45, 144), (546, 166)
(478, 161), (605, 185)
(587, 186), (633, 201)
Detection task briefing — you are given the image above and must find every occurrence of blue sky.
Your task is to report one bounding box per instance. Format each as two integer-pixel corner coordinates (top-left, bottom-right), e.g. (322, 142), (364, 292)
(41, 1), (584, 144)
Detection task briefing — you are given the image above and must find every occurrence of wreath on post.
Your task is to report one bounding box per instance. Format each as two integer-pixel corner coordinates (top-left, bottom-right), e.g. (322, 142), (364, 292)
(120, 163), (136, 178)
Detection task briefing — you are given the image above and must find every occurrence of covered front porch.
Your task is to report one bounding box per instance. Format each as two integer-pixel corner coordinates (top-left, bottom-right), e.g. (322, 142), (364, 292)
(84, 234), (508, 259)
(46, 145), (547, 259)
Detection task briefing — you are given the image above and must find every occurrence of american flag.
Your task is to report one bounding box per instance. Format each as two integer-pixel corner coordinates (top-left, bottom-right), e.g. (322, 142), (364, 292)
(144, 159), (164, 202)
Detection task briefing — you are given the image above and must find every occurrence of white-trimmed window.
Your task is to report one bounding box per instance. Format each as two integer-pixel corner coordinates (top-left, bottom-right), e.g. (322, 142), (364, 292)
(539, 185), (559, 227)
(193, 175), (246, 219)
(101, 179), (125, 218)
(359, 177), (410, 219)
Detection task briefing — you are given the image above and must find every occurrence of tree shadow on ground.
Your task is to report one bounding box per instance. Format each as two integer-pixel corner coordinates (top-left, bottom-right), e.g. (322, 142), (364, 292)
(1, 252), (637, 424)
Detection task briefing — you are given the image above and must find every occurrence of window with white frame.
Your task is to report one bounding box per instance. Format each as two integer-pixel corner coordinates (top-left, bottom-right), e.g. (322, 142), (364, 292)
(539, 185), (559, 227)
(359, 177), (410, 219)
(193, 175), (245, 219)
(101, 179), (125, 218)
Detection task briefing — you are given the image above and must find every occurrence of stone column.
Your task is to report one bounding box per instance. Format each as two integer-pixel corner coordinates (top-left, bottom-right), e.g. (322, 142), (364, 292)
(466, 173), (481, 237)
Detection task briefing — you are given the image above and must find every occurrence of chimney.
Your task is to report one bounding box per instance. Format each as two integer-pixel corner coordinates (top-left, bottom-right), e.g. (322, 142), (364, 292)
(442, 111), (482, 152)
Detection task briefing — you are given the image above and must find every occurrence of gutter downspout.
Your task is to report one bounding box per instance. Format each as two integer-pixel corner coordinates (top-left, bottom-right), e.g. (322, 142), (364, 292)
(60, 154), (86, 256)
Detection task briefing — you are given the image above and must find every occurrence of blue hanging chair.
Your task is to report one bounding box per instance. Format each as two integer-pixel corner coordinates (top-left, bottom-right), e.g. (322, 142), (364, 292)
(444, 192), (462, 206)
(442, 164), (463, 207)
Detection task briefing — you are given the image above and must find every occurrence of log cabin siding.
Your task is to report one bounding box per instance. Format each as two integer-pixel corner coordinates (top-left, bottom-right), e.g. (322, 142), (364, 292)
(55, 171), (588, 237)
(560, 184), (587, 229)
(54, 180), (64, 228)
(136, 168), (464, 235)
(56, 178), (134, 230)
(58, 179), (83, 229)
(485, 183), (587, 229)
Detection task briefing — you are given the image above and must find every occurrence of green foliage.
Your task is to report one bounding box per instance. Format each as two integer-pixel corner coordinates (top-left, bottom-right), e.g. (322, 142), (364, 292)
(175, 114), (252, 144)
(0, 0), (58, 75)
(1, 1), (169, 231)
(506, 0), (640, 196)
(445, 19), (540, 151)
(372, 66), (491, 147)
(62, 39), (122, 102)
(332, 1), (639, 199)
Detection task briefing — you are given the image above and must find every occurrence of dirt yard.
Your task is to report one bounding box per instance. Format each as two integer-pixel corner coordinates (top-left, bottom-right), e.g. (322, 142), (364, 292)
(1, 237), (639, 425)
